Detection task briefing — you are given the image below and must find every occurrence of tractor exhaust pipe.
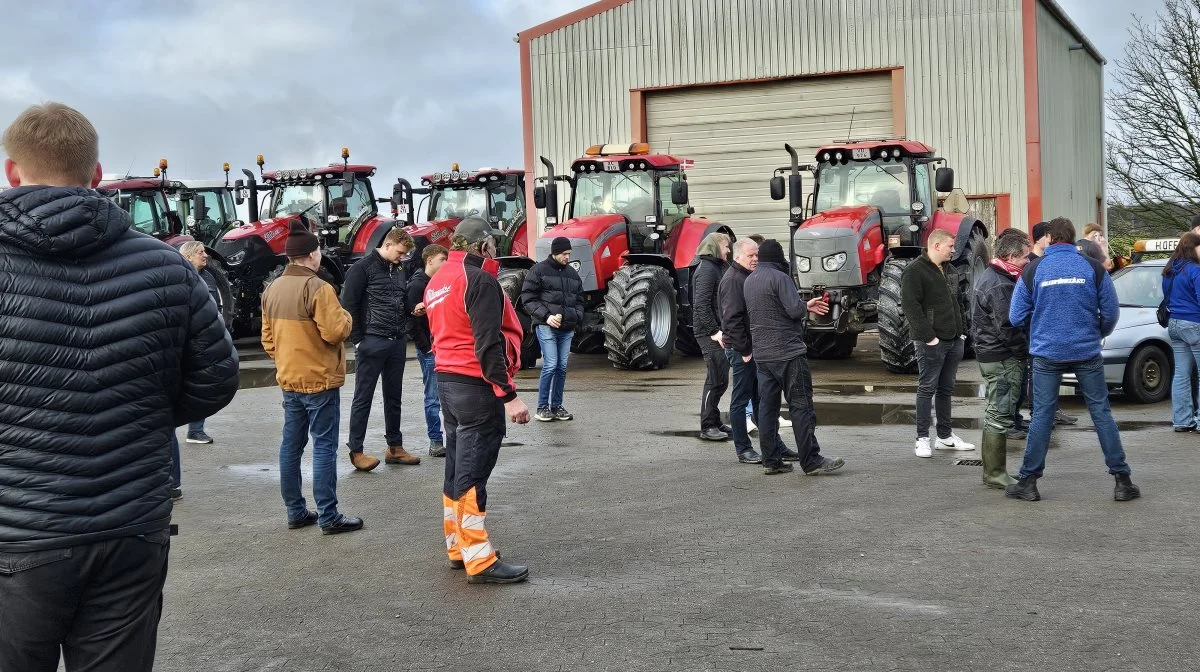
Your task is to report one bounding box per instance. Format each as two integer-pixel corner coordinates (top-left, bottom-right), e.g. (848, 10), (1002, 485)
(392, 178), (416, 226)
(537, 156), (560, 227)
(784, 143), (804, 277)
(241, 168), (260, 224)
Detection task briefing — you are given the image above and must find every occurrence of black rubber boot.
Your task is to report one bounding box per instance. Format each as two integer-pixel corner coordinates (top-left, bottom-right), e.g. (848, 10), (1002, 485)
(981, 430), (1018, 489)
(1005, 475), (1040, 501)
(1113, 473), (1141, 501)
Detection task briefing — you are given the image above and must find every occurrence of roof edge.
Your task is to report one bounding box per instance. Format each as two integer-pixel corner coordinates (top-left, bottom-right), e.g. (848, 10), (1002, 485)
(517, 0), (633, 43)
(1038, 0), (1107, 64)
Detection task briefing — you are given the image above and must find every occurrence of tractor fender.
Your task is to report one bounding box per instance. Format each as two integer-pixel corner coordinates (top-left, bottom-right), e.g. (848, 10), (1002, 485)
(623, 254), (678, 281)
(496, 255), (535, 271)
(670, 218), (733, 269)
(929, 211), (987, 263)
(359, 219), (395, 254)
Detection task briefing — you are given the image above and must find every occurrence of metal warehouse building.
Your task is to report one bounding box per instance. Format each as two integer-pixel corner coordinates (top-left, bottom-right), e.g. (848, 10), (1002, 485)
(517, 0), (1104, 243)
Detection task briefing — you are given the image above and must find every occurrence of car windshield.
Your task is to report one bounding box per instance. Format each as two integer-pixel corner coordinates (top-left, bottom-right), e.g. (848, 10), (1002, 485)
(814, 160), (911, 215)
(572, 170), (655, 221)
(271, 184), (325, 218)
(1112, 265), (1164, 308)
(430, 186), (488, 220)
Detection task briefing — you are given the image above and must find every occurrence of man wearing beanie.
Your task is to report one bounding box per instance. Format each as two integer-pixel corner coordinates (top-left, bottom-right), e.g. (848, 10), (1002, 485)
(426, 216), (531, 583)
(521, 236), (584, 421)
(262, 221), (362, 534)
(743, 239), (845, 475)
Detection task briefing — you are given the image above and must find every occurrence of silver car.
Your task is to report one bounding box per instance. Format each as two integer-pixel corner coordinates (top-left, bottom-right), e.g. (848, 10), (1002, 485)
(1062, 258), (1170, 403)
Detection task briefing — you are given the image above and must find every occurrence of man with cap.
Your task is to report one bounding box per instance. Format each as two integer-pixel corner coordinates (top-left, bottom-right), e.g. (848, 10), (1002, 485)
(520, 236), (584, 422)
(262, 221), (362, 534)
(743, 239), (845, 475)
(425, 216), (531, 583)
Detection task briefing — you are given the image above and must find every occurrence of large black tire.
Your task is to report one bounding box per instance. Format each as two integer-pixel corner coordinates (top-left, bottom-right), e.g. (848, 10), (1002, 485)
(206, 259), (235, 328)
(262, 263), (339, 295)
(956, 228), (989, 359)
(878, 257), (918, 374)
(603, 265), (677, 370)
(570, 331), (606, 354)
(1123, 344), (1170, 403)
(675, 328), (703, 357)
(498, 268), (540, 369)
(806, 332), (859, 360)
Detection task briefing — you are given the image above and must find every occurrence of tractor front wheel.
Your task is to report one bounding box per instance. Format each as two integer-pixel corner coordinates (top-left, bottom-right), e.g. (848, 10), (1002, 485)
(877, 257), (918, 374)
(603, 265), (677, 370)
(497, 268), (541, 369)
(204, 258), (236, 329)
(957, 228), (989, 359)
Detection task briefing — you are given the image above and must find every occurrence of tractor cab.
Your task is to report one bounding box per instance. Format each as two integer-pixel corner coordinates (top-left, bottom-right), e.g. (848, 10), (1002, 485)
(409, 165), (528, 255)
(164, 164), (245, 248)
(100, 160), (189, 241)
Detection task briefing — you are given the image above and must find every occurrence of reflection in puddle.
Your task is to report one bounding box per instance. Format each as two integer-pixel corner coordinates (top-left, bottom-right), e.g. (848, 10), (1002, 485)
(812, 383), (985, 398)
(658, 402), (984, 432)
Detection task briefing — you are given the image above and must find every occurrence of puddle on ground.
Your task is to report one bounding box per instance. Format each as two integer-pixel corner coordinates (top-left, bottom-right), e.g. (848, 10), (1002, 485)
(654, 402), (983, 432)
(238, 362), (359, 390)
(812, 382), (984, 398)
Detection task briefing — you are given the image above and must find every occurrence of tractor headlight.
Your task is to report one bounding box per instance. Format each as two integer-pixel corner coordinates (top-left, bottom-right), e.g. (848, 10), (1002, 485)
(822, 252), (847, 272)
(796, 256), (811, 273)
(225, 249), (246, 266)
(569, 260), (581, 271)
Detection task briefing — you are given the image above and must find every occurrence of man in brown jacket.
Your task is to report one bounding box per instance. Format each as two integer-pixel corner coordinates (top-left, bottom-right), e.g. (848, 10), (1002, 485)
(262, 222), (362, 534)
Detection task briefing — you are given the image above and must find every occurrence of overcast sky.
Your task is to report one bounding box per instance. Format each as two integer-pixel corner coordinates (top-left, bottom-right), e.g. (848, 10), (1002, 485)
(0, 0), (1164, 205)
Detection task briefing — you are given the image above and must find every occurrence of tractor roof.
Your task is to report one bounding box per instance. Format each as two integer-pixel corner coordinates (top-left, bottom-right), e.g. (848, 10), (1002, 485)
(263, 164), (377, 182)
(815, 139), (936, 159)
(98, 177), (168, 191)
(570, 153), (684, 170)
(172, 180), (232, 190)
(422, 167), (524, 186)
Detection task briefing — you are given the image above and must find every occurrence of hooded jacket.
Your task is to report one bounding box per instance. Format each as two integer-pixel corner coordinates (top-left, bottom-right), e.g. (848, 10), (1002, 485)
(0, 186), (239, 552)
(744, 261), (810, 362)
(691, 254), (728, 349)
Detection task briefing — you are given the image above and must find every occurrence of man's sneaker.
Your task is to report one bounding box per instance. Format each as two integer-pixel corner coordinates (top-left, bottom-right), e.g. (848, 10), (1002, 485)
(428, 441), (446, 457)
(170, 487), (183, 502)
(778, 415), (793, 428)
(914, 437), (932, 458)
(935, 434), (975, 451)
(746, 416), (758, 434)
(1005, 476), (1040, 501)
(1006, 427), (1028, 440)
(287, 510), (318, 529)
(1053, 409), (1078, 425)
(1174, 426), (1196, 433)
(779, 448), (800, 462)
(736, 450), (762, 464)
(186, 431), (213, 444)
(804, 456), (845, 475)
(699, 427), (729, 441)
(763, 463), (794, 475)
(349, 451), (380, 472)
(1113, 473), (1141, 501)
(535, 407), (555, 422)
(552, 407), (573, 421)
(321, 515), (364, 535)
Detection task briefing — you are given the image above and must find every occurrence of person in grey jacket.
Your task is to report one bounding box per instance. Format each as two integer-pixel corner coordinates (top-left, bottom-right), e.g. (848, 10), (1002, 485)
(743, 239), (845, 475)
(691, 232), (732, 440)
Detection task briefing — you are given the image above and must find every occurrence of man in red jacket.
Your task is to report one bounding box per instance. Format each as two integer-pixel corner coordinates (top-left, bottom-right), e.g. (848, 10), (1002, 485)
(425, 216), (531, 584)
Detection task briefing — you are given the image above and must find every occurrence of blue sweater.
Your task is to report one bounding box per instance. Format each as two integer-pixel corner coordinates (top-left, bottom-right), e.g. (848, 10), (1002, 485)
(1163, 260), (1200, 324)
(1009, 243), (1118, 362)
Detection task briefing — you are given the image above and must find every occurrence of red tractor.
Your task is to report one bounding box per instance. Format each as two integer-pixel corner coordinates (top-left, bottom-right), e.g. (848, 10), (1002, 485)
(99, 160), (235, 326)
(523, 143), (734, 370)
(215, 149), (398, 336)
(393, 164), (529, 257)
(769, 141), (989, 373)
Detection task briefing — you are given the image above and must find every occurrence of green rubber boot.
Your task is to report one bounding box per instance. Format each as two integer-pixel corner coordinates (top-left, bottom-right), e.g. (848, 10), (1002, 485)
(981, 430), (1018, 489)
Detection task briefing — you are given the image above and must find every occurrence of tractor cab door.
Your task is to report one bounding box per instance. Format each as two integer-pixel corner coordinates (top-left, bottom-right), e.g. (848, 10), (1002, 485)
(488, 180), (525, 240)
(326, 178), (374, 243)
(127, 191), (170, 238)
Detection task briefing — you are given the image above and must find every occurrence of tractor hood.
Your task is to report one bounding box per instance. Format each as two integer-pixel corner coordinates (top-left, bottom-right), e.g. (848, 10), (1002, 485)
(545, 213), (626, 242)
(223, 214), (298, 242)
(403, 217), (460, 247)
(792, 205), (885, 287)
(799, 206), (878, 236)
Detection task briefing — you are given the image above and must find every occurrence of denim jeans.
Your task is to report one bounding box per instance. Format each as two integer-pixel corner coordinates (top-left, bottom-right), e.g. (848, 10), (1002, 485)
(1018, 356), (1130, 478)
(169, 432), (181, 488)
(1168, 318), (1200, 428)
(416, 349), (443, 443)
(280, 388), (343, 527)
(914, 337), (965, 439)
(535, 324), (573, 410)
(979, 357), (1024, 433)
(727, 350), (788, 457)
(187, 419), (205, 434)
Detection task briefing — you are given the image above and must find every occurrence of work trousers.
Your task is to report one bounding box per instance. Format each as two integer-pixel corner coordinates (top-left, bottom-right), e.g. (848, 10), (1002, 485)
(439, 379), (506, 576)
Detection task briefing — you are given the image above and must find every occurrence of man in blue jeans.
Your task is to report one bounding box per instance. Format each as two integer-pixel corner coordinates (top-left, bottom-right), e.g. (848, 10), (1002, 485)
(521, 237), (584, 422)
(408, 243), (449, 456)
(1007, 217), (1140, 502)
(262, 222), (363, 533)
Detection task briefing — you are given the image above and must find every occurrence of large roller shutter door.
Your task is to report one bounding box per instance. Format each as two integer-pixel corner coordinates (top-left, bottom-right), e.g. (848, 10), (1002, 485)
(646, 73), (895, 242)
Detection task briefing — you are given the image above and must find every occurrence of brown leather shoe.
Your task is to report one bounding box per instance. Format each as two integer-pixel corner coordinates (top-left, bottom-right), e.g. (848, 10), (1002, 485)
(385, 445), (421, 465)
(349, 451), (380, 472)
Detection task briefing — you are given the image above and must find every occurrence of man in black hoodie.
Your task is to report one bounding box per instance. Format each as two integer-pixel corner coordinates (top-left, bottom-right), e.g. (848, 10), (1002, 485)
(743, 239), (845, 475)
(691, 232), (733, 440)
(0, 103), (238, 671)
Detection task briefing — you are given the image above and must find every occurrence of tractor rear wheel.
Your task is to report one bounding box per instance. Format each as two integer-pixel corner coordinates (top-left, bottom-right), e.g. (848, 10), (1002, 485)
(675, 327), (703, 357)
(205, 259), (235, 328)
(497, 268), (541, 369)
(603, 264), (677, 370)
(878, 257), (918, 374)
(806, 332), (858, 360)
(957, 228), (989, 359)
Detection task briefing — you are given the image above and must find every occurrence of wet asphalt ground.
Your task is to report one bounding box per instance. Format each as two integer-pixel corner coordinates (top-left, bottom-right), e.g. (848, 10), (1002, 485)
(153, 334), (1197, 671)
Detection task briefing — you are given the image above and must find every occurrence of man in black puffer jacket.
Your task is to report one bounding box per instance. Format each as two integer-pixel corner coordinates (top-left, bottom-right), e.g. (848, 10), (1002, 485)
(691, 232), (732, 441)
(341, 226), (419, 469)
(521, 237), (584, 421)
(0, 103), (238, 672)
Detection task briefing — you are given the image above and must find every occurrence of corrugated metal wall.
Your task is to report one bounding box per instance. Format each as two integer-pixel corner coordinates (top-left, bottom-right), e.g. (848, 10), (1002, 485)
(528, 0), (1032, 231)
(1036, 2), (1104, 228)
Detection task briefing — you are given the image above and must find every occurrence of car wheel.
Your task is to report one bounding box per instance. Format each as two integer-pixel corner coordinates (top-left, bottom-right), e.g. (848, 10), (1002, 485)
(1123, 345), (1171, 404)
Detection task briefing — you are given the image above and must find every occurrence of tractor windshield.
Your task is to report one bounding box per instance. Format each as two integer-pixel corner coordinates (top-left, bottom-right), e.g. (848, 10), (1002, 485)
(126, 190), (171, 237)
(269, 180), (372, 222)
(814, 161), (913, 233)
(571, 171), (655, 222)
(271, 184), (325, 218)
(430, 186), (489, 221)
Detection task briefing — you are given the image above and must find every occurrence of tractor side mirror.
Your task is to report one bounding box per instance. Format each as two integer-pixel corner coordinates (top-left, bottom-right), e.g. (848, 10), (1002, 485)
(504, 183), (518, 198)
(233, 179), (246, 205)
(343, 171), (355, 189)
(671, 180), (689, 205)
(935, 167), (955, 192)
(769, 176), (785, 201)
(533, 186), (547, 210)
(192, 194), (207, 221)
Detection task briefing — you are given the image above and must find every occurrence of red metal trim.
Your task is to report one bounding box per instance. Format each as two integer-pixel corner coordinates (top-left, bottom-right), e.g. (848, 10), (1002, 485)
(1022, 0), (1043, 227)
(520, 37), (537, 256)
(518, 0), (634, 42)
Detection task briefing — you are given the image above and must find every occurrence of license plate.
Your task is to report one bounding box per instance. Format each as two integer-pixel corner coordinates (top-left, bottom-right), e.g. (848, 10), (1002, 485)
(396, 204), (410, 215)
(851, 148), (871, 160)
(603, 161), (620, 172)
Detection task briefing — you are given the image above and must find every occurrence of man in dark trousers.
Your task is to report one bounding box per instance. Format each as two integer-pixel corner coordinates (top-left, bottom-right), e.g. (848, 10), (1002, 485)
(900, 229), (976, 458)
(691, 232), (733, 440)
(341, 227), (420, 470)
(521, 236), (584, 422)
(426, 216), (531, 584)
(1007, 218), (1138, 502)
(0, 103), (238, 672)
(408, 243), (449, 457)
(743, 239), (845, 475)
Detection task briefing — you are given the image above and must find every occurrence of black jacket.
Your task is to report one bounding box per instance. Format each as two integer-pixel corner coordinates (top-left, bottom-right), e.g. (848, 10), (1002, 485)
(718, 261), (754, 356)
(520, 257), (584, 330)
(744, 262), (809, 362)
(691, 255), (728, 348)
(900, 253), (964, 343)
(0, 186), (239, 552)
(407, 268), (433, 353)
(341, 249), (408, 343)
(971, 264), (1028, 363)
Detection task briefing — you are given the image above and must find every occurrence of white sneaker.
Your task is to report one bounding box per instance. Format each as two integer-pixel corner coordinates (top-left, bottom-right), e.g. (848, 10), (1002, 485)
(914, 437), (932, 458)
(778, 415), (792, 428)
(746, 416), (757, 433)
(935, 434), (975, 451)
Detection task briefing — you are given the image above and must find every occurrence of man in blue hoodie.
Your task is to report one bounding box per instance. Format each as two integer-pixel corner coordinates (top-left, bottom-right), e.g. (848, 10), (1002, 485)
(1006, 218), (1139, 502)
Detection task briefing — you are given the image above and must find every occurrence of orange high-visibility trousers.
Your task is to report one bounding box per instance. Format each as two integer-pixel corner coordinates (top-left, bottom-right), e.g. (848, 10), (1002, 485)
(442, 493), (461, 563)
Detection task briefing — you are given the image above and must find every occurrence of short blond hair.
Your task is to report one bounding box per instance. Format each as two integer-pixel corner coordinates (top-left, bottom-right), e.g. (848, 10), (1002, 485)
(1082, 222), (1103, 237)
(2, 103), (99, 186)
(383, 227), (414, 249)
(178, 241), (205, 260)
(926, 229), (955, 249)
